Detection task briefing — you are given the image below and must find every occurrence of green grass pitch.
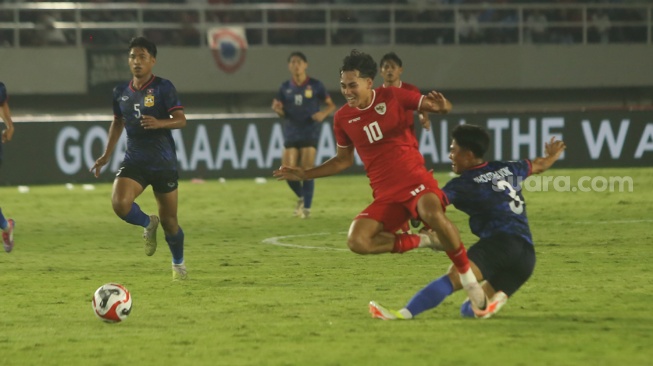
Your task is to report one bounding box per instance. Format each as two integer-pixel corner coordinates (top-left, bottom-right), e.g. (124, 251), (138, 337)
(1, 167), (652, 366)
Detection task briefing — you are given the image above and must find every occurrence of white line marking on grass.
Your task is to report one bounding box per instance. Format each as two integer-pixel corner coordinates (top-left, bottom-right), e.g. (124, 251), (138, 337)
(543, 219), (653, 225)
(263, 219), (650, 251)
(262, 232), (349, 251)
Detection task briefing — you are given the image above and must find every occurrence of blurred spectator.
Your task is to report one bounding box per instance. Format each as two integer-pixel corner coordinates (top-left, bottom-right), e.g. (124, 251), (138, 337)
(35, 12), (69, 46)
(457, 11), (482, 43)
(525, 10), (548, 43)
(590, 10), (611, 43)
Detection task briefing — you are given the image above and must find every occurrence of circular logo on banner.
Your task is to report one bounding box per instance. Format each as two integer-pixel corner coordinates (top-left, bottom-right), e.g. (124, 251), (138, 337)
(210, 28), (247, 74)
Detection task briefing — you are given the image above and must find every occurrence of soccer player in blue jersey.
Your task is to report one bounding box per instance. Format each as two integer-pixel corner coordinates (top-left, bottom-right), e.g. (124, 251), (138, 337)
(0, 81), (16, 253)
(90, 37), (188, 280)
(271, 51), (336, 219)
(370, 124), (566, 319)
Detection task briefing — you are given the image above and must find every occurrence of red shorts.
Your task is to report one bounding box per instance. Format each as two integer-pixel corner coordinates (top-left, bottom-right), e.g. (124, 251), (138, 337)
(354, 177), (447, 233)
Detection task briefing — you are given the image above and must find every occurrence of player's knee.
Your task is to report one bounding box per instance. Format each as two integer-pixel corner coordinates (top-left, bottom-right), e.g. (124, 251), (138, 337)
(111, 198), (132, 217)
(347, 235), (373, 254)
(159, 216), (178, 234)
(420, 210), (446, 231)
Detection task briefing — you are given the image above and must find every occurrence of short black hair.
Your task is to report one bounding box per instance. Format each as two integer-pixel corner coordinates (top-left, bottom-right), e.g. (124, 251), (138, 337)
(452, 124), (490, 158)
(129, 36), (157, 58)
(380, 52), (402, 68)
(340, 50), (377, 79)
(288, 51), (307, 63)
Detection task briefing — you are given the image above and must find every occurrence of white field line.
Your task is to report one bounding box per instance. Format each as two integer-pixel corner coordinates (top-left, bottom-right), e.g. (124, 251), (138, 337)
(262, 219), (651, 251)
(539, 219), (652, 225)
(261, 232), (349, 251)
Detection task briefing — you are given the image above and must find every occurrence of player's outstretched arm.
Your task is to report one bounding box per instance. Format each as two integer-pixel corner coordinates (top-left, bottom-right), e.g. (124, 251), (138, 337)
(531, 137), (566, 174)
(0, 100), (14, 143)
(419, 91), (452, 115)
(90, 117), (125, 178)
(273, 165), (306, 181)
(273, 145), (354, 181)
(271, 98), (285, 118)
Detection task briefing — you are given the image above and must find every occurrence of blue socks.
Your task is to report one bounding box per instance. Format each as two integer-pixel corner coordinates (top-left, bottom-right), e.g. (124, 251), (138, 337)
(302, 179), (315, 209)
(0, 208), (7, 230)
(460, 300), (475, 318)
(121, 203), (150, 228)
(287, 180), (315, 210)
(165, 227), (185, 265)
(406, 275), (454, 317)
(121, 203), (184, 264)
(287, 180), (303, 199)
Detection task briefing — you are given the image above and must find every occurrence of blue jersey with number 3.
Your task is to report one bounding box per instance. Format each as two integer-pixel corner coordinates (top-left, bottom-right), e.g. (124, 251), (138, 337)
(442, 160), (534, 245)
(112, 75), (183, 171)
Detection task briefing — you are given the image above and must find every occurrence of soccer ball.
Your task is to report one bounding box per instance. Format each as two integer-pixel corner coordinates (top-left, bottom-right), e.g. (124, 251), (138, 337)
(92, 283), (132, 323)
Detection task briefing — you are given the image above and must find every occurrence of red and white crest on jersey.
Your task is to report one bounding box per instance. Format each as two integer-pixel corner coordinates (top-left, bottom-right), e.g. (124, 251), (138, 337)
(374, 102), (386, 115)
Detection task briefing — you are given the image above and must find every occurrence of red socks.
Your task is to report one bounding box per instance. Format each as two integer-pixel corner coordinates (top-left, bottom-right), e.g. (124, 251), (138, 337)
(392, 233), (421, 253)
(446, 243), (471, 273)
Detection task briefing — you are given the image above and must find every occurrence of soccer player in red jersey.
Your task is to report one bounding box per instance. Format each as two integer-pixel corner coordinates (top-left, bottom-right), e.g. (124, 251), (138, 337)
(273, 50), (486, 311)
(369, 125), (566, 320)
(379, 51), (430, 148)
(379, 52), (429, 230)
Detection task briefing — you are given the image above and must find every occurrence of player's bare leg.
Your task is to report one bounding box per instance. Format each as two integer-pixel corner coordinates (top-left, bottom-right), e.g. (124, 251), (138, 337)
(154, 189), (179, 239)
(417, 193), (487, 310)
(282, 147), (303, 216)
(112, 177), (159, 255)
(111, 177), (145, 218)
(347, 218), (393, 254)
(346, 218), (435, 254)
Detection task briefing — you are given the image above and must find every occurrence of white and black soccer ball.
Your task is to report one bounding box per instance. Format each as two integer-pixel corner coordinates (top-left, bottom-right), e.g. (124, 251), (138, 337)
(92, 283), (132, 323)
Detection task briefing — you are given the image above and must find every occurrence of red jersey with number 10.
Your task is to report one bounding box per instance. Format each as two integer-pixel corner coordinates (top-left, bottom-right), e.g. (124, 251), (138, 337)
(334, 87), (430, 200)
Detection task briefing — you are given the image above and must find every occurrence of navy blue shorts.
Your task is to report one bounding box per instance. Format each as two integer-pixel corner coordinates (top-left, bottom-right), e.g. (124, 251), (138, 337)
(284, 139), (317, 149)
(0, 141), (3, 168)
(283, 123), (318, 149)
(467, 233), (536, 297)
(116, 164), (178, 194)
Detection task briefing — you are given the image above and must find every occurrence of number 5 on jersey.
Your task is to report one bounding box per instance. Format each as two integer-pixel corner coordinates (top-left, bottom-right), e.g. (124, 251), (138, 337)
(363, 121), (383, 143)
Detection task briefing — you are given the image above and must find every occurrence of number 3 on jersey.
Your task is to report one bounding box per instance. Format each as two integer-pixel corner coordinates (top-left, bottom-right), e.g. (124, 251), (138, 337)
(363, 121), (383, 143)
(495, 180), (524, 214)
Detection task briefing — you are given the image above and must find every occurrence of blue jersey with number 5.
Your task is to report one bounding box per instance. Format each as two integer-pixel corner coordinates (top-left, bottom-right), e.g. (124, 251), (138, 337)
(112, 75), (183, 171)
(442, 160), (533, 244)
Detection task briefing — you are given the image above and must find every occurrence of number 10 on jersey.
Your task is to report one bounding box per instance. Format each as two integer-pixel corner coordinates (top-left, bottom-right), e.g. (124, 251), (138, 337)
(363, 121), (384, 143)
